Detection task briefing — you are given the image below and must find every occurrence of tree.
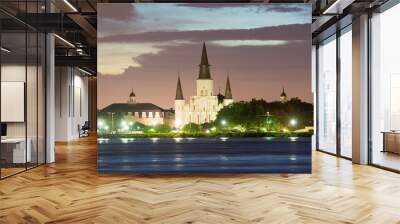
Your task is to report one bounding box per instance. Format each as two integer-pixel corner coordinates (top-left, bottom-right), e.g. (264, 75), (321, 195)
(215, 98), (313, 131)
(154, 124), (171, 133)
(182, 123), (201, 133)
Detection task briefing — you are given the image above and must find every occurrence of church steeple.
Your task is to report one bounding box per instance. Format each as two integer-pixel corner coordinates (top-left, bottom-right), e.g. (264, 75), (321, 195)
(128, 89), (136, 104)
(224, 75), (232, 99)
(200, 42), (209, 65)
(280, 87), (287, 103)
(175, 76), (184, 100)
(198, 42), (211, 79)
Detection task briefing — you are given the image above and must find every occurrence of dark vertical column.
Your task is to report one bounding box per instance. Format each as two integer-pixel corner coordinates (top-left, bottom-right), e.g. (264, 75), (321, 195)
(88, 76), (97, 133)
(315, 45), (320, 150)
(0, 19), (2, 179)
(336, 30), (341, 156)
(25, 1), (28, 170)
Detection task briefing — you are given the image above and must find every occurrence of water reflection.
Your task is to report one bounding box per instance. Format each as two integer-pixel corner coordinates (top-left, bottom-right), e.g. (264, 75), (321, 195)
(151, 138), (160, 143)
(174, 137), (183, 143)
(220, 137), (229, 141)
(289, 137), (299, 142)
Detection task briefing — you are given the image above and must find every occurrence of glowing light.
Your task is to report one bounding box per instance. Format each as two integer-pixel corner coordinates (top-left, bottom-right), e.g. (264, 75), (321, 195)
(282, 128), (289, 133)
(221, 120), (227, 126)
(98, 120), (104, 128)
(129, 121), (134, 126)
(289, 118), (297, 127)
(175, 119), (181, 128)
(206, 129), (210, 134)
(220, 137), (229, 141)
(104, 125), (109, 131)
(121, 120), (127, 127)
(211, 127), (217, 132)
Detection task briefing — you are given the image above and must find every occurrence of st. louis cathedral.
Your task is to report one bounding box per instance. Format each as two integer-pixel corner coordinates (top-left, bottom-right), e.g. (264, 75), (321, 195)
(174, 43), (234, 128)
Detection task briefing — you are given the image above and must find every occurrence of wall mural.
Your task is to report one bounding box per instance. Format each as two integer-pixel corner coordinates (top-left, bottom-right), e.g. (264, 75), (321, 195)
(97, 3), (313, 173)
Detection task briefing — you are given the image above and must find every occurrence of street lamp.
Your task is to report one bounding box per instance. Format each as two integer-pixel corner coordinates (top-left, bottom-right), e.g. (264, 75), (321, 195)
(289, 118), (297, 127)
(221, 119), (227, 126)
(98, 120), (104, 129)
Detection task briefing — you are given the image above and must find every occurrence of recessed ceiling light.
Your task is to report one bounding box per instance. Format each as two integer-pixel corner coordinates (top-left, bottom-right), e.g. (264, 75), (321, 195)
(63, 0), (78, 12)
(54, 34), (75, 48)
(78, 67), (93, 76)
(1, 47), (11, 53)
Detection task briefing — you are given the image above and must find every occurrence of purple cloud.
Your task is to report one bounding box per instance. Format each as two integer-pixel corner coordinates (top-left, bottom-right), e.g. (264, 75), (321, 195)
(177, 3), (306, 13)
(99, 65), (136, 77)
(98, 24), (310, 44)
(97, 3), (137, 21)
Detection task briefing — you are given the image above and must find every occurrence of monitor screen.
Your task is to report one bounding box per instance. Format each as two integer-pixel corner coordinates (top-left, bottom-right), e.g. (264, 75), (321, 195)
(1, 123), (7, 137)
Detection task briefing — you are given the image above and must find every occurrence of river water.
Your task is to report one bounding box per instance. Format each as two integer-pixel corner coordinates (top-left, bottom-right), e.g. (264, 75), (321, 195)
(98, 137), (311, 174)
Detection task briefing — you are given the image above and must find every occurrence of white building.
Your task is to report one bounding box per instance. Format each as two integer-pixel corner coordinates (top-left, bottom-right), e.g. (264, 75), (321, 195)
(100, 90), (175, 128)
(174, 43), (234, 128)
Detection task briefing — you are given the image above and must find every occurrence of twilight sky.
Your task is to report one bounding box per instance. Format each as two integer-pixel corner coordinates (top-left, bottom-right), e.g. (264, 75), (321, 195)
(98, 3), (312, 109)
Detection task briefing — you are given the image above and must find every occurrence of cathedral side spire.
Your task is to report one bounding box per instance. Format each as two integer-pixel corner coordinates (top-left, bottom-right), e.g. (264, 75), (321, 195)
(225, 75), (232, 99)
(198, 42), (211, 79)
(175, 76), (184, 100)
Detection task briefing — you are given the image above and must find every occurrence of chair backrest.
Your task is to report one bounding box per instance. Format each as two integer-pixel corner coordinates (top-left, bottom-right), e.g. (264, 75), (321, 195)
(82, 121), (90, 129)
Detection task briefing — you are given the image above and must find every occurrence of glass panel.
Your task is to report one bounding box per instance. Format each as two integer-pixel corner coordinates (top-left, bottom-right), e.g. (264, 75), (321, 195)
(317, 36), (337, 154)
(1, 30), (27, 177)
(27, 31), (38, 169)
(38, 33), (45, 165)
(371, 4), (400, 171)
(339, 28), (352, 158)
(0, 1), (46, 179)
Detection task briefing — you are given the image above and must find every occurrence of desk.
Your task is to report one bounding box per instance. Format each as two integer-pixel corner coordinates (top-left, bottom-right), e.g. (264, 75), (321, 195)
(1, 138), (31, 164)
(382, 132), (400, 154)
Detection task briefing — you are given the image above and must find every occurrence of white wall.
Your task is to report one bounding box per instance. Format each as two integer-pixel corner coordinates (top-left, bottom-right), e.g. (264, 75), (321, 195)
(55, 67), (89, 141)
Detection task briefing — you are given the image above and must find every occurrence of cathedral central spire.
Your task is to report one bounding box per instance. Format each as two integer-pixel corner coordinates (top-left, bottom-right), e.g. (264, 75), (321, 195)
(225, 76), (232, 99)
(175, 76), (184, 100)
(198, 42), (211, 79)
(200, 42), (209, 65)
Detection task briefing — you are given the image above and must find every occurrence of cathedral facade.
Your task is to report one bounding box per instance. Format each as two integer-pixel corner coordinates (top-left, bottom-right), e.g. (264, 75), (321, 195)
(174, 43), (234, 128)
